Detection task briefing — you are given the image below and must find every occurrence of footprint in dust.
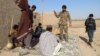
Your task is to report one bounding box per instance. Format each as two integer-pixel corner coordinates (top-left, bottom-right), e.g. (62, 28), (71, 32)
(93, 49), (96, 52)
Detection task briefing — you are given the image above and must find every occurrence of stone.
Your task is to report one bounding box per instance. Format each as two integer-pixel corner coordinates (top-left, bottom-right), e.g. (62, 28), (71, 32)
(0, 36), (81, 56)
(12, 47), (29, 56)
(54, 36), (81, 56)
(0, 46), (2, 50)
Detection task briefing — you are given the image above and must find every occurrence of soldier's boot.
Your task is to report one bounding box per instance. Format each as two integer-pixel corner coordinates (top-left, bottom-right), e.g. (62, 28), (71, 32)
(59, 26), (64, 42)
(59, 34), (64, 42)
(63, 25), (68, 42)
(64, 33), (69, 42)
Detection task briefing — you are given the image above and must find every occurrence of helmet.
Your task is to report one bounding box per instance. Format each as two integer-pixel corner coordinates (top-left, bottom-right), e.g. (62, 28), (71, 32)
(62, 5), (67, 9)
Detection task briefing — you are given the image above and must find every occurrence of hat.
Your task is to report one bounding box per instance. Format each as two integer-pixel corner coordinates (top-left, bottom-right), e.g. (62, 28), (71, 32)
(89, 14), (94, 17)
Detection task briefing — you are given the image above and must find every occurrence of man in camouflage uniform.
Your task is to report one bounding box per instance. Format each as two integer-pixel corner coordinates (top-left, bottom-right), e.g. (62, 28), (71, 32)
(54, 5), (71, 42)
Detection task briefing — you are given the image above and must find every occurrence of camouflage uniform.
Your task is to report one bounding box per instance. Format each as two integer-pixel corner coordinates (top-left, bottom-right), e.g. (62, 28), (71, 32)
(54, 11), (71, 41)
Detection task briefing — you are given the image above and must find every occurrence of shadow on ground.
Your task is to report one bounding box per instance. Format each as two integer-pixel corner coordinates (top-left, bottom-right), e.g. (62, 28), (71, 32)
(79, 36), (92, 47)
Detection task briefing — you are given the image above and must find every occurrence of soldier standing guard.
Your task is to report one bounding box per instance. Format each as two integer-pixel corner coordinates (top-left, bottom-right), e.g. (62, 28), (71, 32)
(54, 5), (72, 42)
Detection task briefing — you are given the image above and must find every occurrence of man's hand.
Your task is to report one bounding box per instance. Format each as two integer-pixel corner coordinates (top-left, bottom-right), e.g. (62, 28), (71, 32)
(53, 10), (59, 18)
(29, 27), (32, 31)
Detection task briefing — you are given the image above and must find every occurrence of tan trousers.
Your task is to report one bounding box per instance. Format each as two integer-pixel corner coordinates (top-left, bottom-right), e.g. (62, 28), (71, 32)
(59, 25), (68, 41)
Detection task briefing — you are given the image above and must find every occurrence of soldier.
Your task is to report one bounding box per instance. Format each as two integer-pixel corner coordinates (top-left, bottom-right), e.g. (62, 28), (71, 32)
(54, 5), (72, 42)
(85, 14), (96, 45)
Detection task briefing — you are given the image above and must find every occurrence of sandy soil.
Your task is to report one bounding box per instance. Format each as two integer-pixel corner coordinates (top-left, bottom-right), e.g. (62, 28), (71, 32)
(0, 27), (100, 56)
(68, 28), (100, 56)
(0, 12), (100, 56)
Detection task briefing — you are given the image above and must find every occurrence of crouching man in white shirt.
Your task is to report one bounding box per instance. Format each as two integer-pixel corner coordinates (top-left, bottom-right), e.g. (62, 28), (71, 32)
(39, 25), (61, 56)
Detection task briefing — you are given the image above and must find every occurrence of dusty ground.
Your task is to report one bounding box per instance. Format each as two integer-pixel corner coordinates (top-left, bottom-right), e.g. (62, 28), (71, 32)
(69, 28), (100, 56)
(0, 27), (100, 56)
(0, 13), (100, 56)
(52, 26), (100, 56)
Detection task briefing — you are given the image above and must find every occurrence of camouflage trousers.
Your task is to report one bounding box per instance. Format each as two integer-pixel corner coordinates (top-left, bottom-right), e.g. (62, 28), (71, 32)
(59, 25), (68, 41)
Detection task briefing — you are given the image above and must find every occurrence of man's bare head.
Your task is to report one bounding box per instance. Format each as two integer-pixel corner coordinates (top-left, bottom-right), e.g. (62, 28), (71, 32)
(46, 25), (53, 32)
